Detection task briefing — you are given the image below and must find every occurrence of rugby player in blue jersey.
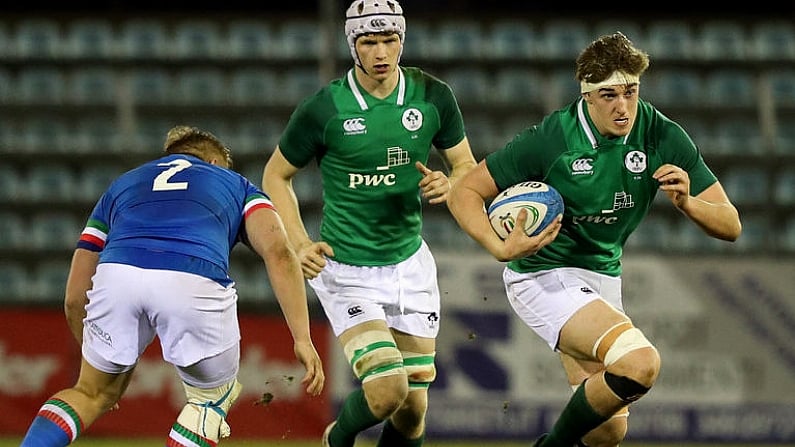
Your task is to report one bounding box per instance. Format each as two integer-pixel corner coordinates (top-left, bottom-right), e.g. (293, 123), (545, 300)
(21, 125), (324, 447)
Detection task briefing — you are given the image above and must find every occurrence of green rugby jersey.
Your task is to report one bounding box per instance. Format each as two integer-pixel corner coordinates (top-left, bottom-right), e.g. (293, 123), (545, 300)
(278, 66), (465, 266)
(486, 98), (718, 276)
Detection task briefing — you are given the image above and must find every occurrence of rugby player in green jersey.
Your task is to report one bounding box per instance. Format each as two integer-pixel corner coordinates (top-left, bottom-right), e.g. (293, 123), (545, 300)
(448, 32), (741, 447)
(262, 1), (477, 446)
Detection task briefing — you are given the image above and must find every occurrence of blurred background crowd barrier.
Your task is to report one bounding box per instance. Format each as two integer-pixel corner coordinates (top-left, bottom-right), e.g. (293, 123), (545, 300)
(0, 4), (794, 443)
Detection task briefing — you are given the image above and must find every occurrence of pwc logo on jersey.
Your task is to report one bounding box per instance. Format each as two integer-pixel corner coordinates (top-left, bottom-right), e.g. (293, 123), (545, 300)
(571, 158), (594, 175)
(343, 117), (367, 135)
(348, 146), (411, 189)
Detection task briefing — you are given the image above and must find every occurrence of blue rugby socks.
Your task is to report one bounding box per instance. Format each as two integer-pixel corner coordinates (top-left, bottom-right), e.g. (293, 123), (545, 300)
(21, 398), (83, 447)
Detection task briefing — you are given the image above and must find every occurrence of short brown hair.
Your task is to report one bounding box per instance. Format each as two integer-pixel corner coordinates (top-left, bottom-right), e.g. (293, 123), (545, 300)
(163, 125), (233, 168)
(575, 32), (650, 85)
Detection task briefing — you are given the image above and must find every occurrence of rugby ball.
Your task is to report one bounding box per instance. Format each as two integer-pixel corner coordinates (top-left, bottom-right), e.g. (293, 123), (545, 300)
(487, 181), (564, 239)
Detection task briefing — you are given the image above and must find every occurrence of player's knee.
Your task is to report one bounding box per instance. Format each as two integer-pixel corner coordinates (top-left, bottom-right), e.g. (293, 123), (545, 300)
(343, 330), (406, 383)
(177, 379), (242, 442)
(401, 351), (436, 390)
(364, 373), (409, 417)
(593, 322), (660, 388)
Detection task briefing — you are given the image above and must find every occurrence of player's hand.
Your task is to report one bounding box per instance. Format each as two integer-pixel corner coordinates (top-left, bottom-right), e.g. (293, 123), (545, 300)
(653, 164), (691, 210)
(499, 209), (562, 261)
(416, 161), (451, 205)
(293, 341), (325, 396)
(297, 241), (334, 279)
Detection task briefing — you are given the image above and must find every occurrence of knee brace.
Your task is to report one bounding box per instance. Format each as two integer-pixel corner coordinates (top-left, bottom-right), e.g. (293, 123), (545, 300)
(401, 351), (436, 390)
(604, 371), (650, 403)
(343, 330), (405, 383)
(592, 321), (655, 367)
(177, 379), (242, 442)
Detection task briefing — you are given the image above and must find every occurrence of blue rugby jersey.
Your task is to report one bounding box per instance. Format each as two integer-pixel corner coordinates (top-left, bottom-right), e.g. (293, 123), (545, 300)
(77, 154), (274, 285)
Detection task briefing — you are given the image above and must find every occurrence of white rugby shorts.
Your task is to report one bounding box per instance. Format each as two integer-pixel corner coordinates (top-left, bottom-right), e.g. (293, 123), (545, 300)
(309, 240), (441, 338)
(82, 263), (240, 373)
(503, 266), (623, 350)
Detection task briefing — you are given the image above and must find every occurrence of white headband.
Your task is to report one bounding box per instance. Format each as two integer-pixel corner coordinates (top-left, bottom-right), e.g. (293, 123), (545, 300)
(580, 71), (640, 93)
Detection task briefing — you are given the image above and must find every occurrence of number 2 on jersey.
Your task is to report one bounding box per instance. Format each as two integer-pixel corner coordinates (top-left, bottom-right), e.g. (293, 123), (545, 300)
(153, 159), (192, 191)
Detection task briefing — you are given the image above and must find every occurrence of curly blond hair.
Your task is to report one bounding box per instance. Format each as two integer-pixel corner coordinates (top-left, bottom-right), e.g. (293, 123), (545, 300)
(163, 125), (233, 168)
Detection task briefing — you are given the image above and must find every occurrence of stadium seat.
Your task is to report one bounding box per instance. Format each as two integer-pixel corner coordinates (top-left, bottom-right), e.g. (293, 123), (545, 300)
(31, 260), (72, 302)
(539, 20), (590, 60)
(16, 68), (65, 104)
(276, 20), (319, 59)
(486, 20), (537, 60)
(463, 116), (500, 156)
(625, 214), (671, 251)
(13, 18), (61, 58)
(730, 213), (769, 252)
(704, 70), (756, 107)
(774, 169), (795, 205)
(26, 164), (77, 201)
(226, 20), (276, 58)
(494, 68), (544, 106)
(0, 67), (11, 103)
(230, 68), (279, 105)
(76, 164), (127, 201)
(712, 117), (764, 155)
(73, 117), (123, 154)
(0, 262), (29, 301)
(0, 165), (22, 201)
(119, 19), (170, 59)
(435, 20), (483, 59)
(235, 118), (283, 155)
(19, 117), (70, 153)
(30, 213), (81, 251)
(678, 117), (713, 149)
(441, 68), (489, 104)
(0, 213), (24, 249)
(646, 21), (697, 60)
(69, 68), (117, 104)
(774, 118), (795, 154)
(63, 19), (115, 58)
(174, 69), (226, 104)
(782, 216), (795, 251)
(129, 68), (174, 104)
(548, 68), (581, 108)
(642, 68), (703, 107)
(173, 20), (221, 59)
(400, 20), (432, 61)
(768, 70), (795, 108)
(748, 20), (795, 61)
(696, 20), (747, 61)
(670, 219), (728, 252)
(721, 166), (768, 205)
(0, 22), (8, 58)
(280, 68), (321, 105)
(132, 118), (175, 152)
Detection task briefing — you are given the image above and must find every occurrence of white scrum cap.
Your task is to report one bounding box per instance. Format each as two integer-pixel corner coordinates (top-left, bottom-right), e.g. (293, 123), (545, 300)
(345, 0), (405, 67)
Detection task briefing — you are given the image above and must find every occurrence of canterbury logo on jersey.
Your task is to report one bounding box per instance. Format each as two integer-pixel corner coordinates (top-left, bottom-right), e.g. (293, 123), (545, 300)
(571, 158), (594, 175)
(343, 118), (367, 135)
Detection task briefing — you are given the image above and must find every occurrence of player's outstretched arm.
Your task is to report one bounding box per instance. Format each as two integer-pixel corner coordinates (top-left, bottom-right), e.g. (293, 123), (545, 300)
(245, 207), (325, 396)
